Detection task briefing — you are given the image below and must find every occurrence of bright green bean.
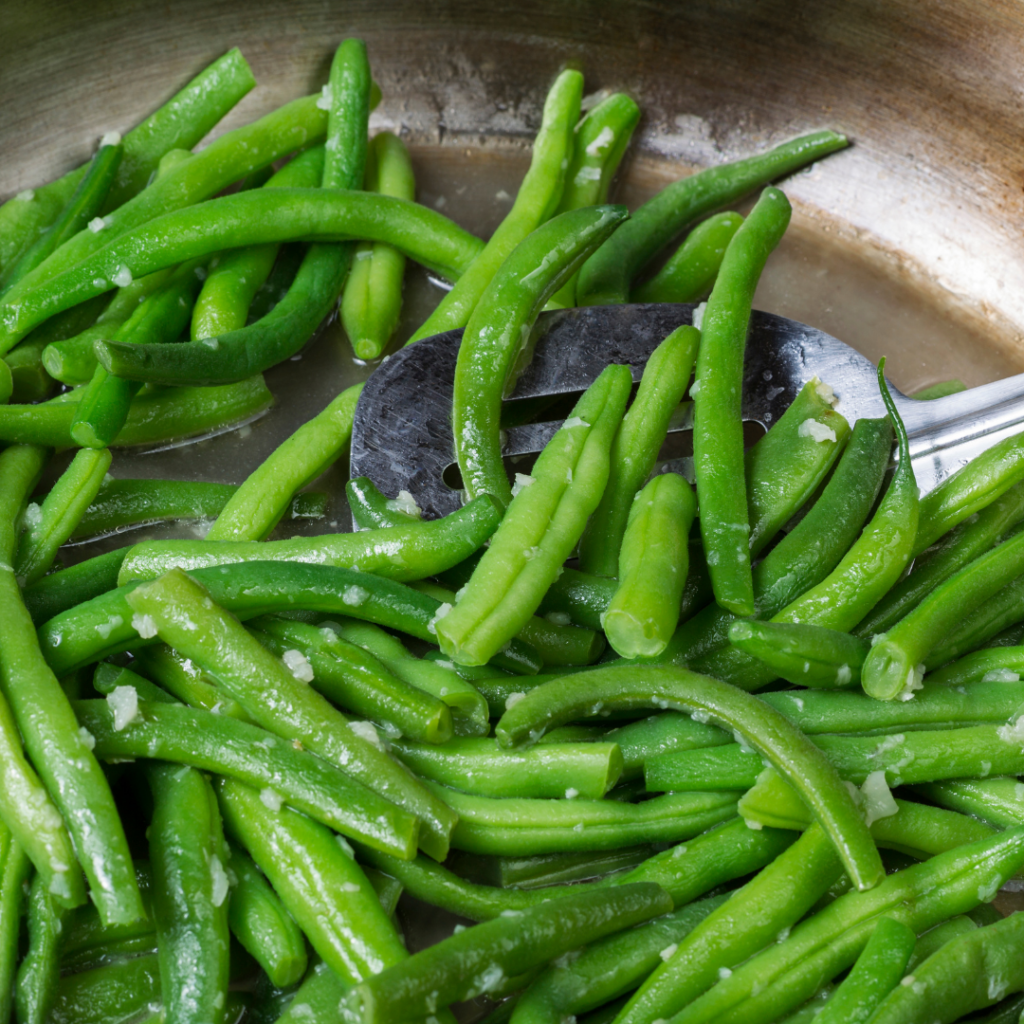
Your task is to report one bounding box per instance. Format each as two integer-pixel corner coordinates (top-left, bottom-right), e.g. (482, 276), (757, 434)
(510, 895), (725, 1024)
(615, 826), (843, 1024)
(250, 615), (453, 743)
(576, 129), (847, 306)
(452, 205), (627, 507)
(226, 845), (308, 989)
(14, 446), (111, 585)
(578, 324), (700, 577)
(0, 374), (274, 447)
(0, 446), (129, 916)
(207, 381), (363, 541)
(408, 69), (583, 344)
(0, 47), (255, 276)
(340, 883), (673, 1023)
(217, 777), (409, 984)
(439, 364), (633, 665)
(496, 664), (884, 890)
(389, 736), (622, 800)
(665, 827), (1024, 1024)
(70, 259), (206, 448)
(632, 212), (745, 304)
(74, 697), (418, 856)
(119, 490), (499, 582)
(864, 526), (1024, 699)
(146, 763), (230, 1024)
(856, 481), (1024, 637)
(910, 777), (1024, 828)
(692, 186), (792, 616)
(124, 568), (457, 859)
(727, 619), (868, 688)
(342, 132), (416, 359)
(604, 473), (696, 658)
(914, 428), (1024, 556)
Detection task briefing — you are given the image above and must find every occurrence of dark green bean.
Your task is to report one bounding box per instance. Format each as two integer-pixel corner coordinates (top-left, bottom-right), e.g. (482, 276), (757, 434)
(46, 951), (161, 1024)
(22, 548), (126, 625)
(631, 212), (745, 304)
(577, 130), (846, 306)
(0, 828), (31, 1024)
(15, 869), (71, 1024)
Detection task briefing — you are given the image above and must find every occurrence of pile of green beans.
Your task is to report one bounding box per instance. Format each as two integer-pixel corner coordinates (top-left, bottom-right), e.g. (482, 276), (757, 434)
(5, 29), (1024, 1024)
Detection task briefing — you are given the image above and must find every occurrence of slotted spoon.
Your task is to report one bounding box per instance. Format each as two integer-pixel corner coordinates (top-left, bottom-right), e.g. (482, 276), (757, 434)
(349, 303), (1024, 520)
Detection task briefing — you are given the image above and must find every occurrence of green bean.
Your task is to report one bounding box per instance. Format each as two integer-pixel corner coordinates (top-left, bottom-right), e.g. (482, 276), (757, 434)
(496, 664), (883, 890)
(15, 869), (71, 1024)
(914, 429), (1024, 556)
(41, 561), (542, 677)
(856, 481), (1024, 637)
(656, 414), (890, 670)
(908, 915), (979, 970)
(414, 579), (604, 668)
(342, 132), (416, 359)
(2, 188), (485, 360)
(74, 698), (417, 856)
(910, 777), (1024, 828)
(326, 618), (491, 735)
(695, 368), (915, 690)
(0, 373), (273, 447)
(46, 951), (162, 1024)
(864, 527), (1024, 700)
(2, 144), (123, 296)
(0, 838), (31, 1023)
(409, 69), (583, 344)
(615, 826), (843, 1024)
(511, 895), (726, 1024)
(5, 335), (53, 402)
(578, 325), (700, 577)
(71, 259), (206, 448)
(473, 845), (656, 890)
(70, 477), (322, 542)
(129, 643), (252, 721)
(146, 763), (230, 1024)
(217, 777), (409, 983)
(389, 736), (621, 800)
(759, 679), (1024, 735)
(813, 917), (917, 1024)
(0, 445), (135, 917)
(632, 212), (745, 304)
(576, 130), (846, 306)
(435, 783), (737, 855)
(341, 882), (672, 1023)
(692, 186), (792, 615)
(250, 615), (453, 743)
(604, 473), (696, 658)
(0, 48), (255, 277)
(14, 447), (112, 586)
(605, 712), (731, 780)
(207, 381), (362, 541)
(869, 913), (1024, 1024)
(927, 645), (1024, 687)
(453, 206), (628, 507)
(120, 490), (498, 583)
(346, 475), (420, 530)
(440, 364), (633, 665)
(649, 722), (1024, 792)
(191, 147), (325, 341)
(924, 572), (1024, 668)
(666, 827), (1024, 1024)
(124, 568), (457, 859)
(226, 845), (308, 989)
(92, 661), (176, 704)
(727, 620), (868, 688)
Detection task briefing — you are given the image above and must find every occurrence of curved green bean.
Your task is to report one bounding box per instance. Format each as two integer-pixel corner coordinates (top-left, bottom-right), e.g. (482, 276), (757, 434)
(496, 664), (883, 890)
